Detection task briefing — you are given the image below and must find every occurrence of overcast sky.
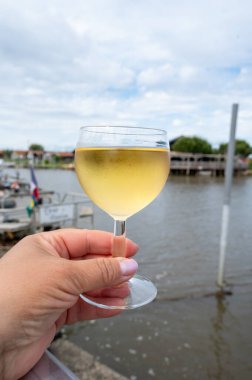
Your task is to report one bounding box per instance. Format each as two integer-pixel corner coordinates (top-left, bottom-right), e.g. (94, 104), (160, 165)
(0, 0), (252, 151)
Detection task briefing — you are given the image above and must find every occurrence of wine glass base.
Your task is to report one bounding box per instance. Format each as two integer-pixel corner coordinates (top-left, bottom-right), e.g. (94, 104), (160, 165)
(79, 274), (157, 310)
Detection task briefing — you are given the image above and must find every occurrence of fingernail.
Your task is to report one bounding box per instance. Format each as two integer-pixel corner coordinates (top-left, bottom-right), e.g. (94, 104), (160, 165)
(117, 258), (138, 276)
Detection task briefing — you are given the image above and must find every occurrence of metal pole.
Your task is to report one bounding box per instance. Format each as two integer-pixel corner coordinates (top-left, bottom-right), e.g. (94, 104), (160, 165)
(217, 104), (239, 289)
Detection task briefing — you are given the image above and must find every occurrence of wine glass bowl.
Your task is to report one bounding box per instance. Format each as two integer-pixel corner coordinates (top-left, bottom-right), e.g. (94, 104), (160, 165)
(75, 126), (170, 309)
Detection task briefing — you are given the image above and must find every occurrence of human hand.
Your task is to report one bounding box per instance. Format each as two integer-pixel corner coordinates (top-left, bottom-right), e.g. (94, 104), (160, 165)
(0, 228), (138, 380)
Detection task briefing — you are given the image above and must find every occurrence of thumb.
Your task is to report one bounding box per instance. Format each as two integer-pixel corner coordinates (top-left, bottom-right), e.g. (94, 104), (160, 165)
(69, 257), (138, 294)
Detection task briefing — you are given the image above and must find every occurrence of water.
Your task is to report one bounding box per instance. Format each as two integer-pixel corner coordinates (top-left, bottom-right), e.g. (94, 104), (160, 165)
(4, 168), (252, 379)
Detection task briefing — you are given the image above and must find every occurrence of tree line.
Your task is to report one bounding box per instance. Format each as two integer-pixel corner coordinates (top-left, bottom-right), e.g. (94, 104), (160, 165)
(2, 140), (252, 159)
(171, 136), (252, 157)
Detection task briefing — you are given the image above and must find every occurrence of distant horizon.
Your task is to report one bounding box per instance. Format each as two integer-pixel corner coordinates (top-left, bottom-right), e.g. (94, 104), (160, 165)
(0, 146), (75, 153)
(1, 133), (251, 153)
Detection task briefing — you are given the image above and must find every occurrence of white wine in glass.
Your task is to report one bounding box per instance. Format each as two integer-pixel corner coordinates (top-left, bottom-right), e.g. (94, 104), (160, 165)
(75, 126), (170, 309)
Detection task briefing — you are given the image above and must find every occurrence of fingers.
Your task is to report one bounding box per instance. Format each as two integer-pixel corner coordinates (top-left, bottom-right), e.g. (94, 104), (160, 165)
(64, 285), (130, 324)
(42, 229), (138, 259)
(69, 256), (138, 294)
(67, 297), (123, 322)
(86, 283), (130, 298)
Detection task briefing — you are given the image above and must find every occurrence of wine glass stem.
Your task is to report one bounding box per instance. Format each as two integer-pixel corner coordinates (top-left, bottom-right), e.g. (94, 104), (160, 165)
(112, 219), (126, 257)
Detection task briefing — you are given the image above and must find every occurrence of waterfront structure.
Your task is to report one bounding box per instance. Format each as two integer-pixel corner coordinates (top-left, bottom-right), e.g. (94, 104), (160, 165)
(0, 150), (74, 166)
(170, 152), (248, 176)
(0, 192), (93, 239)
(0, 149), (249, 175)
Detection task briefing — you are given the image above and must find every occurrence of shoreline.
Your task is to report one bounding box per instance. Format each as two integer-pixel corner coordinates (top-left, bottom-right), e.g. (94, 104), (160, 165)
(50, 339), (128, 380)
(2, 165), (252, 177)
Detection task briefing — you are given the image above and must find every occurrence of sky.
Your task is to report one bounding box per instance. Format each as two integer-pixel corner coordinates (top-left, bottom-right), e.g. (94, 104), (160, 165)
(0, 0), (252, 151)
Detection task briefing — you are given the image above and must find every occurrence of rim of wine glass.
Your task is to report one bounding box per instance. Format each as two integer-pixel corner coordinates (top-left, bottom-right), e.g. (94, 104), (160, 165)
(79, 126), (167, 136)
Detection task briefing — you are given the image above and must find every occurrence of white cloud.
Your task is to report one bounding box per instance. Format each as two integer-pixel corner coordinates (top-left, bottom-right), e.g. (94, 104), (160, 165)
(0, 0), (252, 150)
(138, 64), (175, 87)
(179, 66), (197, 81)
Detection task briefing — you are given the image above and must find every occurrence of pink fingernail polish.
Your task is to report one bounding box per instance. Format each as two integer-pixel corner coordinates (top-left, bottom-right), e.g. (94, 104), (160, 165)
(118, 258), (138, 276)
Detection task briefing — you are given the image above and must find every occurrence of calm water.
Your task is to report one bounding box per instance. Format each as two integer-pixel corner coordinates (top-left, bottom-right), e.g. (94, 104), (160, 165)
(5, 168), (252, 379)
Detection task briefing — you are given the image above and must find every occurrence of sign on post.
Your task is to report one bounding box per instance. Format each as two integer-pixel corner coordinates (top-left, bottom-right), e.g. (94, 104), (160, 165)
(39, 204), (75, 225)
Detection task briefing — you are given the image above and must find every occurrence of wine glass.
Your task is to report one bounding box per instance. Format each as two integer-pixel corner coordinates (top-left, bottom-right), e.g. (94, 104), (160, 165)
(75, 126), (170, 309)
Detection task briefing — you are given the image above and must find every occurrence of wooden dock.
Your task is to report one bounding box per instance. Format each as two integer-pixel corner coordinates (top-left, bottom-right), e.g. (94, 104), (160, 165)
(0, 192), (94, 240)
(170, 152), (248, 176)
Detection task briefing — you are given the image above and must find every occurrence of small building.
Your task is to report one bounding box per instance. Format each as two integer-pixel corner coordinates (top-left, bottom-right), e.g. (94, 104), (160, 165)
(11, 150), (29, 161)
(52, 152), (74, 163)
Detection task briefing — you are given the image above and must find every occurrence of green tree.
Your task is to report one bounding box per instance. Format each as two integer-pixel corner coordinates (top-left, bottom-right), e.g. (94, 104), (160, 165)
(218, 143), (228, 154)
(172, 136), (212, 154)
(218, 139), (251, 157)
(3, 149), (13, 160)
(29, 143), (44, 151)
(52, 155), (61, 163)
